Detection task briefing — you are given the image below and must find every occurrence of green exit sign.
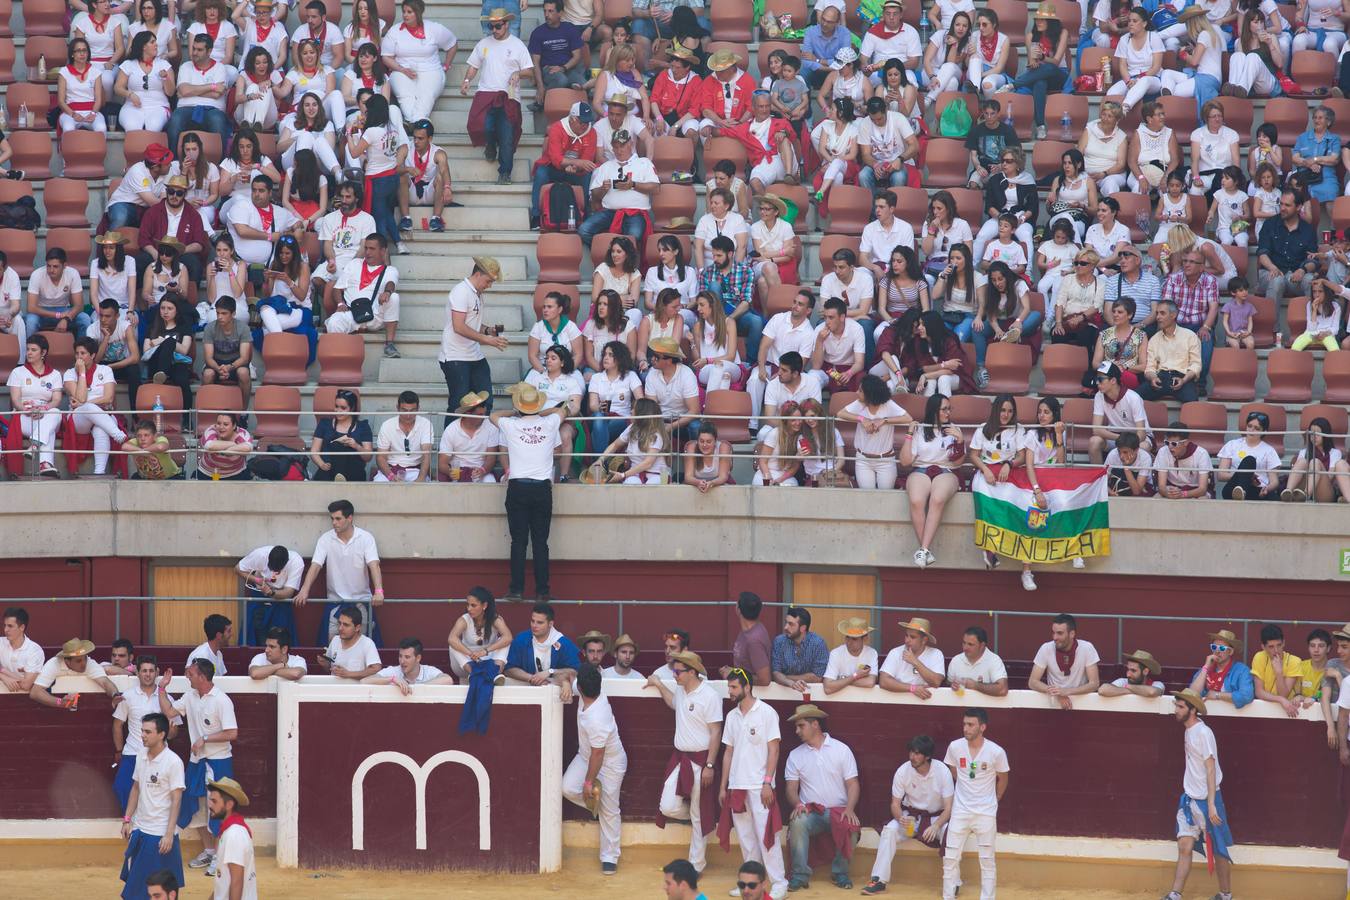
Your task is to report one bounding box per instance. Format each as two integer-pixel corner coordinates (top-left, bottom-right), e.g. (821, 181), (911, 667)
(1342, 550), (1350, 575)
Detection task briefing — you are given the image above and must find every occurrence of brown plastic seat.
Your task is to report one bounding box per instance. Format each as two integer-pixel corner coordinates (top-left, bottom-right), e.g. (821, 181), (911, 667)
(702, 389), (752, 444)
(5, 83), (51, 128)
(1039, 344), (1088, 396)
(533, 282), (586, 325)
(945, 187), (984, 224)
(1045, 95), (1089, 135)
(1218, 245), (1249, 282)
(756, 41), (797, 75)
(46, 228), (93, 277)
(987, 0), (1027, 45)
(763, 0), (807, 35)
(60, 132), (108, 179)
(816, 234), (861, 273)
(828, 390), (859, 447)
(1107, 191), (1152, 243)
(891, 187), (929, 227)
(1030, 140), (1074, 182)
(1324, 350), (1350, 403)
(642, 232), (691, 270)
(1262, 98), (1312, 140)
(0, 0), (13, 38)
(178, 130), (223, 164)
(537, 233), (584, 283)
(194, 384), (244, 431)
(1206, 347), (1257, 401)
(21, 0), (66, 35)
(260, 332), (311, 385)
(589, 232), (629, 268)
(316, 333), (366, 386)
(705, 42), (750, 70)
(0, 37), (15, 85)
(652, 136), (695, 182)
(766, 182), (810, 236)
(0, 177), (32, 204)
(1157, 96), (1197, 142)
(1246, 296), (1276, 348)
(41, 178), (91, 227)
(252, 385), (303, 445)
(983, 343), (1031, 395)
(991, 92), (1033, 140)
(1142, 400), (1169, 436)
(1238, 401), (1287, 453)
(1178, 401), (1228, 456)
(40, 329), (74, 372)
(1213, 98), (1254, 140)
(1061, 396), (1094, 459)
(257, 132), (281, 167)
(542, 87), (585, 127)
(703, 137), (748, 178)
(0, 332), (17, 381)
(135, 384), (185, 433)
(1300, 403), (1349, 438)
(123, 131), (171, 169)
(763, 283), (799, 318)
(23, 35), (67, 80)
(934, 92), (977, 129)
(923, 138), (971, 189)
(1263, 348), (1314, 403)
(1324, 97), (1350, 142)
(948, 395), (992, 442)
(822, 185), (872, 236)
(313, 385), (361, 417)
(0, 228), (37, 276)
(651, 183), (696, 231)
(1291, 50), (1336, 94)
(710, 0), (753, 42)
(538, 183), (584, 232)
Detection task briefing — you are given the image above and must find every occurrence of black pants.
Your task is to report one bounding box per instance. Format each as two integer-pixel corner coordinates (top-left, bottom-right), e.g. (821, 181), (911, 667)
(1138, 371), (1198, 403)
(1222, 455), (1277, 500)
(112, 363), (142, 411)
(143, 341), (194, 427)
(506, 478), (552, 595)
(441, 358), (493, 426)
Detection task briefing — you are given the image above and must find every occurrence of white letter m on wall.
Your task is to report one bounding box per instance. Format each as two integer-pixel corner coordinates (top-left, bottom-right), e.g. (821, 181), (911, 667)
(351, 750), (492, 851)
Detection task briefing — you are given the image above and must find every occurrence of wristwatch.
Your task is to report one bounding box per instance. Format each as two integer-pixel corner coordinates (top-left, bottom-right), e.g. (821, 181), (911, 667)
(704, 762), (715, 769)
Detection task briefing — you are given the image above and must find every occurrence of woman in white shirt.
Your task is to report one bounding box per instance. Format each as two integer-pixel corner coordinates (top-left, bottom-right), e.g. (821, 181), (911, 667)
(592, 237), (643, 331)
(447, 589), (512, 679)
(583, 290), (636, 375)
(381, 0), (458, 122)
(683, 421), (734, 491)
(65, 336), (129, 475)
(116, 31), (176, 131)
(969, 393), (1044, 584)
(342, 42), (400, 130)
(344, 0), (388, 59)
(1159, 7), (1223, 108)
(1217, 410), (1283, 500)
(921, 190), (973, 280)
(169, 132), (222, 228)
(1037, 220), (1084, 318)
(636, 288), (687, 373)
(58, 39), (108, 133)
(1291, 279), (1343, 350)
(836, 374), (912, 490)
(1105, 8), (1163, 115)
(592, 44), (650, 121)
(1078, 102), (1129, 194)
(1229, 9), (1285, 100)
(595, 397), (669, 484)
(345, 96), (405, 247)
(1188, 99), (1241, 198)
(70, 0), (126, 97)
(750, 194), (799, 297)
(187, 0), (240, 83)
(285, 38), (346, 131)
(1084, 197), (1131, 266)
(206, 233), (248, 317)
(1126, 100), (1178, 194)
(234, 45), (287, 129)
(922, 11), (976, 105)
(219, 127), (283, 215)
(587, 340), (644, 453)
(525, 344), (584, 477)
(641, 236), (698, 328)
(90, 233), (137, 317)
(819, 47), (868, 120)
(129, 0), (178, 62)
(1046, 148), (1098, 243)
(900, 393), (964, 567)
(971, 9), (1013, 93)
(7, 335), (64, 475)
(281, 92), (343, 181)
(1293, 0), (1347, 56)
(691, 290), (741, 392)
(754, 401), (807, 487)
(527, 289), (584, 374)
(811, 97), (860, 206)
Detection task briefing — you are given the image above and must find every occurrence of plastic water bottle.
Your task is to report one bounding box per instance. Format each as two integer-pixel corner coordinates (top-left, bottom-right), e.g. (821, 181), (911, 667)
(0, 104), (8, 130)
(1003, 103), (1013, 127)
(567, 207), (576, 231)
(1059, 111), (1072, 141)
(152, 394), (164, 432)
(37, 55), (46, 82)
(919, 9), (931, 45)
(17, 103), (27, 129)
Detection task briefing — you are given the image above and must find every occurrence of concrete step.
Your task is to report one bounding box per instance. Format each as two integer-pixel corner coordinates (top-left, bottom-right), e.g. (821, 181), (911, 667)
(394, 302), (525, 333)
(393, 253), (528, 280)
(379, 353), (522, 385)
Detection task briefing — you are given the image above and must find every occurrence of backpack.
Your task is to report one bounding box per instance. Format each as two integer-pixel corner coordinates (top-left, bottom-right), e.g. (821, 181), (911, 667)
(0, 196), (41, 230)
(247, 444), (309, 480)
(541, 183), (579, 232)
(938, 100), (972, 139)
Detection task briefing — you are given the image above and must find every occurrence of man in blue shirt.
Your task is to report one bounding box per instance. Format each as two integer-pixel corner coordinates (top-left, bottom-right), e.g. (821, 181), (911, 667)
(528, 0), (585, 91)
(1185, 629), (1255, 709)
(772, 606), (830, 692)
(504, 601), (581, 701)
(1256, 190), (1319, 331)
(800, 6), (852, 89)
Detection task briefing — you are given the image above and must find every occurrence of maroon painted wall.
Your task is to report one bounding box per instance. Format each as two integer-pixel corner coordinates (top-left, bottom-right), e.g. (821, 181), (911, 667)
(296, 702), (541, 872)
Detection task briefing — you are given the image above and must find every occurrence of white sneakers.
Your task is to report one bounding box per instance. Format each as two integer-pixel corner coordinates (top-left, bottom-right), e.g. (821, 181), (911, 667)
(913, 548), (935, 568)
(1021, 570), (1037, 591)
(1073, 557), (1086, 569)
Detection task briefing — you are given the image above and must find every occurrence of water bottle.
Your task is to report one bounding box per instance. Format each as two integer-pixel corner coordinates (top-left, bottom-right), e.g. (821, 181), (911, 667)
(17, 103), (27, 130)
(37, 55), (46, 82)
(152, 394), (164, 432)
(0, 104), (9, 130)
(567, 207), (576, 231)
(919, 9), (931, 45)
(1003, 103), (1013, 127)
(1059, 111), (1072, 141)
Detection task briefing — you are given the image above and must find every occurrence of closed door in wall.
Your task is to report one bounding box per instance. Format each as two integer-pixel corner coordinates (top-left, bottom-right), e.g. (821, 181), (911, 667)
(152, 566), (239, 646)
(788, 572), (878, 650)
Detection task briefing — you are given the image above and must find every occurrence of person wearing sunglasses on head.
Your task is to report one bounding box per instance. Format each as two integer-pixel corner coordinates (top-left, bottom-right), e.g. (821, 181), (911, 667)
(1186, 629), (1255, 709)
(718, 667), (789, 900)
(1153, 422), (1213, 500)
(373, 389), (433, 482)
(1216, 411), (1282, 501)
(310, 388), (373, 481)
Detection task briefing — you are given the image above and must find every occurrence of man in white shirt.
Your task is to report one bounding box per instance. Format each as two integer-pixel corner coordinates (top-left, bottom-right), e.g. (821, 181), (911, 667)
(649, 650), (722, 873)
(106, 142), (174, 230)
(438, 391), (502, 482)
(441, 256), (509, 423)
(374, 390), (433, 482)
(159, 658), (238, 874)
(0, 606), (45, 693)
(942, 708), (1010, 900)
(207, 777), (259, 900)
(187, 614), (232, 677)
(314, 182), (377, 314)
(823, 617), (879, 694)
(25, 248), (89, 336)
(644, 337), (703, 450)
(225, 175), (304, 266)
(326, 233), (402, 357)
(318, 604), (382, 680)
(294, 499), (386, 642)
(363, 637), (454, 693)
(1089, 361), (1151, 463)
(1155, 422), (1214, 500)
(1099, 649), (1166, 698)
(578, 129), (660, 247)
(247, 627), (308, 681)
(859, 190), (917, 276)
(603, 634), (643, 679)
(783, 705), (860, 891)
(1028, 613), (1102, 709)
(30, 637), (122, 709)
(462, 8), (534, 184)
(946, 626), (1009, 697)
(651, 629), (689, 682)
(594, 93), (653, 163)
(719, 668), (788, 898)
(1163, 690), (1233, 900)
(112, 656), (167, 812)
(761, 352), (822, 427)
(857, 96), (918, 190)
(562, 664), (629, 874)
(489, 384), (569, 602)
(119, 712), (185, 898)
(860, 0), (922, 83)
(864, 733), (955, 896)
(808, 298), (866, 393)
(290, 0), (344, 69)
(167, 34), (231, 156)
(236, 544), (303, 646)
(748, 290), (819, 429)
(880, 616), (946, 700)
(692, 187), (749, 267)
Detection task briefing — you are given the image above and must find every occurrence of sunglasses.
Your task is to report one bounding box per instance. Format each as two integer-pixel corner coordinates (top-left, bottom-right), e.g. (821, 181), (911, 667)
(1001, 157), (1017, 164)
(1209, 643), (1231, 653)
(1165, 438), (1184, 447)
(670, 665), (688, 675)
(491, 21), (508, 28)
(1118, 252), (1138, 259)
(1074, 261), (1092, 267)
(165, 188), (186, 197)
(737, 882), (763, 890)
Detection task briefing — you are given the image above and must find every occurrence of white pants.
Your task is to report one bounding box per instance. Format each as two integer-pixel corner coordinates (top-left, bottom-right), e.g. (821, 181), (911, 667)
(697, 359), (740, 391)
(943, 810), (997, 900)
(1216, 225), (1249, 247)
(752, 471), (798, 486)
(260, 305), (303, 333)
(1038, 269), (1064, 317)
(1229, 51), (1279, 97)
(390, 67), (446, 122)
(71, 403), (127, 474)
(562, 751), (627, 865)
(854, 456), (897, 490)
(373, 465), (421, 482)
(868, 359), (908, 394)
(746, 369), (772, 426)
(819, 157), (848, 191)
(1105, 74), (1161, 112)
(447, 645), (506, 679)
(871, 817), (948, 884)
(659, 765), (710, 871)
(749, 154), (786, 187)
(972, 220), (1034, 270)
(731, 795), (789, 896)
(236, 89), (279, 129)
(1155, 22), (1188, 51)
(1159, 68), (1195, 98)
(924, 373), (959, 396)
(283, 130), (343, 178)
(927, 58), (981, 100)
(1097, 172), (1128, 194)
(326, 292), (401, 333)
(60, 111), (107, 133)
(119, 102), (170, 132)
(20, 410), (60, 466)
(1293, 29), (1346, 56)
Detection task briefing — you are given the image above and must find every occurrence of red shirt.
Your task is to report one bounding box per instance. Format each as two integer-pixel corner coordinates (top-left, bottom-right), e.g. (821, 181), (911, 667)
(541, 119), (599, 169)
(651, 70), (704, 119)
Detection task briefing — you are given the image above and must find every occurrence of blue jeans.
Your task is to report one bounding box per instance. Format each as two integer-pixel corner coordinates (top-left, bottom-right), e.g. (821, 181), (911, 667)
(106, 202), (143, 231)
(731, 309), (765, 363)
(945, 312), (976, 343)
(1180, 322), (1214, 386)
(788, 809), (850, 885)
(26, 310), (91, 336)
(1013, 63), (1068, 126)
(484, 105), (516, 178)
(631, 14), (712, 42)
(441, 357), (493, 424)
(1192, 74), (1220, 120)
(972, 311), (1043, 366)
(368, 171), (400, 246)
(530, 165), (590, 219)
(590, 415), (625, 456)
(166, 105), (230, 159)
(481, 0), (524, 36)
(858, 165), (906, 190)
(579, 208), (645, 246)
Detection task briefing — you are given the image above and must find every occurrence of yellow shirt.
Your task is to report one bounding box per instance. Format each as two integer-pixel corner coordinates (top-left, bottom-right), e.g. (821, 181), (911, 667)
(1298, 660), (1327, 699)
(1250, 650), (1304, 698)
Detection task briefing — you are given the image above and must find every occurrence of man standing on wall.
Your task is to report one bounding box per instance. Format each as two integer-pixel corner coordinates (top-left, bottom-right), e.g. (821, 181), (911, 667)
(119, 712), (184, 900)
(1162, 690), (1234, 900)
(941, 708), (1010, 900)
(294, 499), (385, 644)
(562, 663), (628, 875)
(651, 650), (723, 875)
(717, 667), (788, 899)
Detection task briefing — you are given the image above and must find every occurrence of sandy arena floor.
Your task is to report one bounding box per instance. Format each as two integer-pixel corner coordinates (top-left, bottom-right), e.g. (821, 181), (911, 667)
(1, 841), (1339, 898)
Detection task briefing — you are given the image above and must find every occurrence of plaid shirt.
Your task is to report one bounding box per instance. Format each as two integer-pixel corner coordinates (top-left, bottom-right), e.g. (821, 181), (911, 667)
(698, 261), (755, 313)
(1161, 271), (1219, 328)
(771, 632), (830, 678)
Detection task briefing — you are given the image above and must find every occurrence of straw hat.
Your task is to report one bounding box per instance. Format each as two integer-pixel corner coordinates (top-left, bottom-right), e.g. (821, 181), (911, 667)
(579, 630), (613, 654)
(1033, 1), (1060, 19)
(156, 236), (185, 253)
(648, 337), (684, 360)
(472, 255), (502, 281)
(481, 6), (516, 22)
(898, 617), (935, 640)
(829, 47), (859, 70)
(670, 650), (705, 675)
(165, 174), (189, 190)
(666, 216), (695, 230)
(506, 382), (547, 415)
(1178, 5), (1206, 22)
(669, 44), (696, 62)
(836, 617), (875, 639)
(1122, 649), (1162, 677)
(1172, 688), (1207, 716)
(582, 455), (626, 483)
(254, 0), (273, 7)
(60, 638), (95, 658)
(787, 703), (829, 723)
(708, 50), (739, 72)
(1333, 623), (1350, 641)
(207, 776), (251, 807)
(613, 633), (638, 652)
(756, 193), (788, 218)
(95, 232), (128, 246)
(456, 390), (490, 411)
(1207, 629), (1243, 655)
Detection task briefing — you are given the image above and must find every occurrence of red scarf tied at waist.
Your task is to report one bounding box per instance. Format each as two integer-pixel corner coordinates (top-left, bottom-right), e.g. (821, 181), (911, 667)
(655, 749), (717, 837)
(467, 91), (523, 153)
(804, 804), (861, 868)
(1055, 639), (1077, 677)
(716, 788), (783, 852)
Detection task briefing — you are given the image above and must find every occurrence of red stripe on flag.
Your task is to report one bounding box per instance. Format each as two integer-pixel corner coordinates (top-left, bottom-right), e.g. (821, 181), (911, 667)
(1006, 466), (1107, 492)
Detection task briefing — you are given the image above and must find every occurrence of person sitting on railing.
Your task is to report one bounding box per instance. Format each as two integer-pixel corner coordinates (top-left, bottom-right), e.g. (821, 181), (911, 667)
(504, 601), (580, 701)
(123, 419), (182, 480)
(1098, 649), (1166, 698)
(901, 394), (964, 569)
(1187, 629), (1255, 709)
(0, 607), (45, 694)
(196, 412), (254, 481)
(362, 637), (455, 693)
(1216, 410), (1282, 501)
(879, 616), (945, 701)
(447, 586), (511, 681)
(1154, 421), (1213, 501)
(315, 603), (382, 680)
(1281, 416), (1350, 503)
(373, 390), (433, 483)
(771, 606), (829, 694)
(1028, 613), (1102, 711)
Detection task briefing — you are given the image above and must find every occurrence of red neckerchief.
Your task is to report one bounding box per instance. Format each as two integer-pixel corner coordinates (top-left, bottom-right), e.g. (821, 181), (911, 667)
(24, 363), (53, 379)
(67, 64), (92, 80)
(82, 365), (96, 386)
(867, 22), (900, 38)
(358, 261), (382, 290)
(88, 13), (110, 32)
(309, 21), (327, 43)
(1099, 386), (1123, 407)
(980, 33), (998, 61)
(220, 813), (252, 838)
(412, 145), (432, 179)
(257, 204), (274, 231)
(248, 69), (270, 84)
(405, 22), (426, 39)
(299, 66), (320, 81)
(194, 59), (216, 75)
(255, 19), (275, 41)
(1038, 35), (1054, 57)
(360, 72), (375, 88)
(1205, 658), (1232, 693)
(204, 21), (222, 40)
(1173, 440), (1198, 462)
(1054, 639), (1077, 677)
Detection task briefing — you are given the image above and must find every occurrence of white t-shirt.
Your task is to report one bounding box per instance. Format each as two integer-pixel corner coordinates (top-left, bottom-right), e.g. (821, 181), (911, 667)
(643, 264), (700, 307)
(326, 633), (381, 671)
(109, 161), (163, 206)
(188, 641), (227, 676)
(1105, 446), (1155, 485)
(751, 218), (795, 258)
(694, 212), (749, 248)
(970, 424), (1025, 467)
(529, 318), (583, 352)
(856, 111), (915, 165)
(499, 414), (564, 481)
(674, 680), (724, 752)
(943, 737), (1010, 816)
(590, 156), (659, 211)
(859, 23), (921, 66)
(814, 319), (866, 366)
(214, 821), (259, 899)
(170, 686), (238, 761)
(129, 19), (177, 60)
(588, 370), (644, 418)
(118, 58), (175, 109)
(336, 258), (398, 306)
(618, 424), (668, 475)
(359, 125), (402, 177)
(763, 375), (822, 412)
(1113, 32), (1164, 77)
(891, 759), (955, 814)
(130, 747), (186, 836)
(1111, 675), (1165, 691)
(112, 686), (162, 756)
(27, 267), (83, 312)
(383, 21), (458, 71)
(1193, 29), (1223, 80)
(844, 399), (906, 457)
(466, 34), (532, 93)
(33, 655), (105, 689)
(1190, 126), (1240, 174)
(247, 652), (308, 672)
(176, 58), (230, 109)
(860, 218), (916, 265)
(285, 65), (336, 101)
(1217, 438), (1281, 489)
(819, 267), (875, 314)
(881, 645), (945, 686)
(236, 545), (304, 594)
(525, 368), (585, 408)
(376, 415), (434, 468)
(227, 202), (299, 265)
(981, 239), (1028, 270)
(723, 698), (781, 789)
(909, 426), (961, 467)
(1084, 222), (1131, 259)
(63, 364), (117, 407)
(644, 364), (700, 420)
(1153, 442), (1213, 491)
(1032, 639), (1101, 690)
(823, 643), (879, 680)
(784, 735), (858, 808)
(1092, 388), (1148, 433)
(291, 19), (343, 66)
(438, 419), (502, 470)
(0, 636), (44, 678)
(602, 665), (644, 680)
(1182, 720), (1222, 799)
(761, 313), (817, 364)
(316, 210), (377, 274)
(439, 278), (485, 363)
(947, 649), (1008, 687)
(71, 11), (130, 60)
(242, 17), (288, 62)
(577, 694), (626, 765)
(376, 662), (447, 683)
(187, 20), (239, 66)
(311, 526), (380, 601)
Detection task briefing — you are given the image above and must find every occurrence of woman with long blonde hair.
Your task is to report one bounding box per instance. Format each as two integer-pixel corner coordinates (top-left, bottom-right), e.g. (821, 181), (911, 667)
(754, 400), (806, 486)
(692, 290), (741, 392)
(596, 396), (670, 484)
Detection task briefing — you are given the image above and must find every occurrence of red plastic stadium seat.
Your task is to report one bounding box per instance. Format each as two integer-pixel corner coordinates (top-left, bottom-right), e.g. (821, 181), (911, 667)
(763, 284), (799, 318)
(703, 137), (748, 178)
(891, 187), (928, 227)
(934, 92), (978, 129)
(1178, 401), (1227, 456)
(194, 384), (244, 428)
(703, 390), (751, 444)
(542, 87), (584, 127)
(0, 332), (17, 381)
(1045, 95), (1089, 135)
(767, 182), (810, 237)
(0, 178), (32, 204)
(642, 232), (691, 270)
(1325, 351), (1350, 403)
(1030, 140), (1074, 182)
(1205, 348), (1257, 402)
(317, 333), (366, 386)
(537, 233), (583, 283)
(1334, 197), (1350, 233)
(828, 390), (859, 448)
(1157, 96), (1197, 141)
(763, 0), (808, 35)
(42, 178), (91, 228)
(5, 83), (51, 129)
(0, 228), (37, 276)
(40, 329), (74, 372)
(1301, 403), (1349, 438)
(533, 282), (586, 326)
(652, 136), (695, 183)
(1262, 97), (1312, 139)
(1212, 98), (1254, 141)
(46, 228), (93, 277)
(823, 186), (873, 236)
(817, 234), (861, 274)
(123, 131), (171, 170)
(651, 183), (696, 231)
(949, 395), (992, 442)
(1247, 296), (1276, 348)
(710, 0), (753, 42)
(1038, 344), (1088, 396)
(1239, 402), (1287, 454)
(538, 183), (584, 233)
(21, 0), (67, 36)
(60, 132), (108, 179)
(178, 131), (223, 164)
(1291, 51), (1335, 95)
(1060, 396), (1095, 460)
(260, 333), (311, 385)
(987, 0), (1027, 45)
(924, 138), (970, 189)
(252, 385), (303, 444)
(0, 37), (15, 85)
(0, 0), (13, 38)
(23, 36), (67, 80)
(1262, 349), (1314, 404)
(982, 343), (1031, 395)
(1077, 48), (1113, 95)
(1111, 192), (1153, 243)
(135, 384), (184, 434)
(991, 92), (1033, 140)
(313, 385), (360, 417)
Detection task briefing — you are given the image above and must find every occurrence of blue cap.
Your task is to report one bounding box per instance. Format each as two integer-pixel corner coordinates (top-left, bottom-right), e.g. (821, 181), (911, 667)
(570, 101), (595, 124)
